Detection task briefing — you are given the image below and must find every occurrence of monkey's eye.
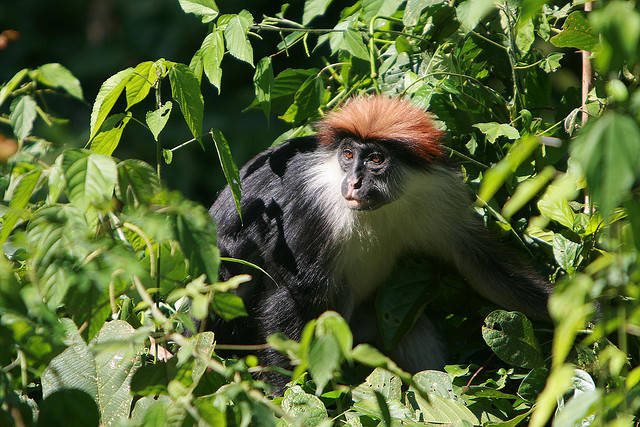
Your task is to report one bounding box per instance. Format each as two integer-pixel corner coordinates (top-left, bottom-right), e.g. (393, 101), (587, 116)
(343, 149), (354, 160)
(370, 153), (384, 164)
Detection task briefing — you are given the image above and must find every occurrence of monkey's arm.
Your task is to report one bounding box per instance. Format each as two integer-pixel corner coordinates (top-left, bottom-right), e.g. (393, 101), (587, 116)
(450, 224), (552, 321)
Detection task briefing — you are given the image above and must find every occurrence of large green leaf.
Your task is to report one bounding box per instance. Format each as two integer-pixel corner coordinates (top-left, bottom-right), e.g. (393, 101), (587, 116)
(146, 102), (172, 142)
(571, 112), (640, 218)
(308, 335), (340, 394)
(169, 64), (204, 145)
(178, 0), (219, 23)
(550, 11), (599, 52)
(125, 61), (156, 109)
(456, 0), (495, 32)
(0, 168), (42, 245)
(62, 149), (118, 211)
(224, 14), (254, 66)
(303, 0), (333, 25)
(362, 0), (404, 23)
(38, 389), (100, 427)
(42, 320), (143, 425)
(10, 95), (37, 142)
(89, 112), (132, 156)
(250, 57), (274, 119)
(482, 310), (544, 368)
(89, 68), (134, 141)
(116, 159), (160, 207)
(280, 386), (328, 426)
(404, 0), (444, 27)
(201, 29), (225, 90)
(36, 63), (84, 100)
(408, 392), (479, 424)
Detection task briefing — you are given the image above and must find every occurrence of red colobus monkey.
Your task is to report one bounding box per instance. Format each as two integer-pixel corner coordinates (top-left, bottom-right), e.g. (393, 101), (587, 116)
(209, 96), (551, 389)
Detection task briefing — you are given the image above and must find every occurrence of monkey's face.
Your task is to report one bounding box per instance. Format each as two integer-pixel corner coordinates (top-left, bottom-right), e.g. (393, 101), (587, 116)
(337, 138), (400, 210)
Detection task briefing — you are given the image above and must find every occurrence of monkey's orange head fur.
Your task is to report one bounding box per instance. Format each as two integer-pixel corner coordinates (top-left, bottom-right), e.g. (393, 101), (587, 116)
(316, 96), (443, 161)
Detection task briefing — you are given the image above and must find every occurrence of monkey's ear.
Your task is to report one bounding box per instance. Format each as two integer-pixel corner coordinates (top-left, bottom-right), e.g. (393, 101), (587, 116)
(315, 96), (443, 161)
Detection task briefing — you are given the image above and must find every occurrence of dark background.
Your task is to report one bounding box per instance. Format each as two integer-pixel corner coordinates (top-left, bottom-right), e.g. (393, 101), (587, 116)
(0, 0), (329, 205)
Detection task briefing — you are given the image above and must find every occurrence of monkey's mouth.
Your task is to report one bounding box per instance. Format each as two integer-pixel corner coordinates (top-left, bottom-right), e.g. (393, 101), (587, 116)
(345, 197), (375, 210)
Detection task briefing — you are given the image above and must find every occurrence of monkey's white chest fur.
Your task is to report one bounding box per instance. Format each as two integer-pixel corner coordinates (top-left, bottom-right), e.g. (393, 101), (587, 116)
(304, 153), (469, 306)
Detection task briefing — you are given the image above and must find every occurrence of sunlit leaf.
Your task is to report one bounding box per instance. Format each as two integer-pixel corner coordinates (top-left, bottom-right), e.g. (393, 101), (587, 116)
(550, 11), (599, 52)
(62, 149), (118, 211)
(89, 68), (134, 141)
(125, 61), (156, 109)
(89, 112), (132, 156)
(36, 63), (84, 100)
(201, 29), (224, 90)
(0, 68), (28, 108)
(303, 0), (333, 25)
(211, 128), (242, 220)
(0, 168), (42, 245)
(146, 102), (172, 141)
(178, 0), (219, 23)
(224, 14), (254, 66)
(169, 64), (204, 146)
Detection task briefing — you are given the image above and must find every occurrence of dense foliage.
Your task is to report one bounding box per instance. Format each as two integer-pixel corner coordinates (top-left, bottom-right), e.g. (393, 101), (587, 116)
(1, 0), (640, 425)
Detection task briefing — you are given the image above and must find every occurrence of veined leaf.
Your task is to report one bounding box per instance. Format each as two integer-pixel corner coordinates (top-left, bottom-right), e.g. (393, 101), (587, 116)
(178, 0), (219, 23)
(116, 159), (160, 207)
(302, 0), (333, 25)
(224, 14), (254, 66)
(550, 11), (599, 52)
(9, 95), (37, 142)
(36, 63), (84, 100)
(42, 320), (143, 426)
(89, 68), (134, 141)
(404, 0), (444, 27)
(125, 61), (156, 110)
(89, 112), (132, 156)
(201, 29), (224, 90)
(362, 0), (404, 24)
(0, 168), (42, 245)
(251, 57), (274, 119)
(456, 0), (496, 32)
(62, 149), (118, 211)
(474, 122), (520, 143)
(482, 310), (544, 368)
(169, 64), (204, 146)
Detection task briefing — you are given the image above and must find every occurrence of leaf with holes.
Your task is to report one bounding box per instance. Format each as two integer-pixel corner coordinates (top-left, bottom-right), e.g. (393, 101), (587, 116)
(482, 310), (544, 368)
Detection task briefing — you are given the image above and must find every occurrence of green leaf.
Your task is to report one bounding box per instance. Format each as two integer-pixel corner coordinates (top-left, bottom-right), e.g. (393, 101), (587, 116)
(130, 360), (179, 396)
(529, 365), (574, 427)
(474, 122), (520, 143)
(169, 64), (204, 146)
(211, 292), (247, 321)
(46, 154), (65, 204)
(89, 112), (132, 156)
(210, 128), (242, 220)
(315, 311), (353, 358)
(281, 386), (328, 426)
(280, 77), (325, 124)
(479, 136), (539, 202)
(224, 15), (254, 66)
(201, 29), (225, 90)
(552, 234), (582, 274)
(116, 159), (160, 207)
(404, 0), (443, 27)
(125, 61), (156, 109)
(536, 165), (582, 229)
(408, 393), (479, 425)
(554, 389), (601, 427)
(518, 367), (548, 402)
(171, 202), (220, 283)
(178, 0), (219, 23)
(251, 57), (274, 119)
(146, 102), (172, 141)
(516, 17), (535, 54)
(550, 11), (599, 52)
(342, 28), (370, 60)
(36, 63), (84, 100)
(130, 396), (172, 426)
(413, 370), (455, 399)
(42, 320), (143, 426)
(541, 52), (564, 72)
(303, 0), (333, 25)
(482, 310), (544, 368)
(89, 68), (134, 141)
(0, 68), (28, 108)
(62, 149), (118, 211)
(353, 368), (402, 402)
(10, 95), (37, 142)
(163, 149), (173, 164)
(38, 389), (100, 427)
(308, 335), (340, 394)
(456, 0), (496, 32)
(502, 165), (555, 218)
(571, 112), (640, 218)
(362, 0), (404, 24)
(0, 168), (42, 245)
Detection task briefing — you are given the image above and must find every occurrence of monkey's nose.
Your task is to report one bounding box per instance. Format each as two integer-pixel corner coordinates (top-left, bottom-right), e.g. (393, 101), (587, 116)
(348, 177), (362, 189)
